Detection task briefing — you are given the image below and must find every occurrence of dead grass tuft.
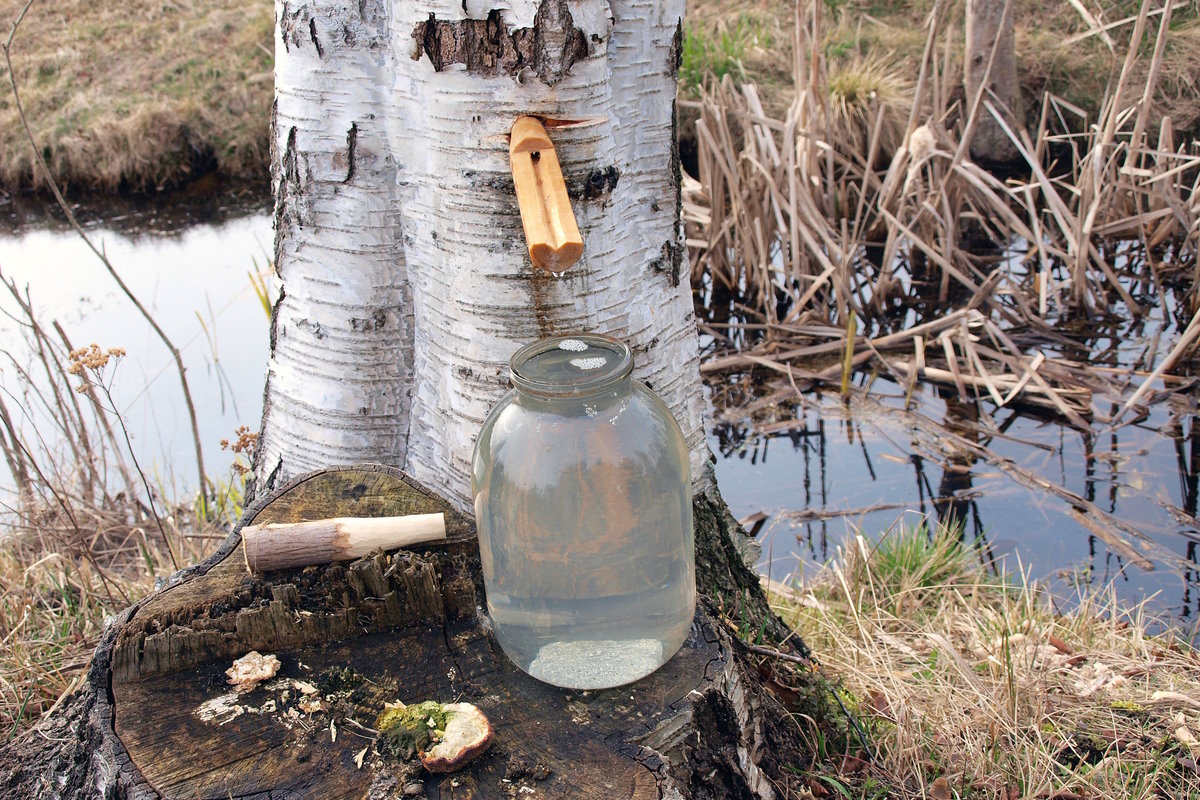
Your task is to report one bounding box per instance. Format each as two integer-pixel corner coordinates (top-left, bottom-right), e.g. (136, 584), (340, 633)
(770, 527), (1200, 798)
(0, 0), (273, 192)
(826, 52), (913, 162)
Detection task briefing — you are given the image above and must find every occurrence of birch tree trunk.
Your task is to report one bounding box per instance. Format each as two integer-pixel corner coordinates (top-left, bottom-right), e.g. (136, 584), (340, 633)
(0, 6), (840, 796)
(257, 0), (706, 507)
(964, 0), (1022, 164)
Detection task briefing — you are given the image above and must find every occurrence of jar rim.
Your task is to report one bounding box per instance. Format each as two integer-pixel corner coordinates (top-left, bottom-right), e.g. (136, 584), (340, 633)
(510, 333), (634, 397)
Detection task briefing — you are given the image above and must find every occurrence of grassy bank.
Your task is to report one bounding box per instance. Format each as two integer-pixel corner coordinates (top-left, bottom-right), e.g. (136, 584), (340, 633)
(0, 0), (1196, 194)
(767, 528), (1200, 799)
(682, 0), (1200, 128)
(0, 0), (272, 193)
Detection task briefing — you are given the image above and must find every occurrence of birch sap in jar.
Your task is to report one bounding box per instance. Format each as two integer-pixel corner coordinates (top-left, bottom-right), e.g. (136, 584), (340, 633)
(472, 334), (696, 689)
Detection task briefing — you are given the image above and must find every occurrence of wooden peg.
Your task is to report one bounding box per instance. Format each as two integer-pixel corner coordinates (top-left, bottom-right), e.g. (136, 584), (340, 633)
(509, 116), (584, 273)
(241, 513), (447, 572)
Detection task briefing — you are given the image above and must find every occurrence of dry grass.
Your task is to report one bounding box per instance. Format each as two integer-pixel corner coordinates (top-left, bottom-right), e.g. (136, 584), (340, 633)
(0, 273), (242, 736)
(0, 0), (273, 192)
(684, 0), (1200, 133)
(1, 0), (1193, 193)
(769, 527), (1200, 799)
(0, 509), (218, 739)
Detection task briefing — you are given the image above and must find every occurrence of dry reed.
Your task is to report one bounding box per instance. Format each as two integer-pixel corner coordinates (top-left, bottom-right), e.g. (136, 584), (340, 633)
(686, 0), (1200, 428)
(0, 274), (234, 736)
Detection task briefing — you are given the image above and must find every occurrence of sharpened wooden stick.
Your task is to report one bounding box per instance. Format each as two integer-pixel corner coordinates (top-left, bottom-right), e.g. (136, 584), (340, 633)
(241, 514), (447, 573)
(509, 116), (583, 273)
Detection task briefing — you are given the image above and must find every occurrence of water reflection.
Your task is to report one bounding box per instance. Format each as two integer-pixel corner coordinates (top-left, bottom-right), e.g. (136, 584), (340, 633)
(0, 196), (273, 499)
(707, 367), (1200, 631)
(697, 228), (1200, 633)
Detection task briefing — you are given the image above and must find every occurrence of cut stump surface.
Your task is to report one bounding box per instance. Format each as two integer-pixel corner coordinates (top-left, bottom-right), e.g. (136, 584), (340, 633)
(96, 466), (804, 799)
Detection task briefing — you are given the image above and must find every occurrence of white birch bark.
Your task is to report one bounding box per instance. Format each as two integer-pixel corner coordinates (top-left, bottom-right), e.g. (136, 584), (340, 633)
(259, 0), (413, 485)
(259, 0), (706, 511)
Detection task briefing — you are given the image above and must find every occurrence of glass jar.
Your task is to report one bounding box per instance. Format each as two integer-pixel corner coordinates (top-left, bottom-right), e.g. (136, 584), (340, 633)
(472, 333), (696, 689)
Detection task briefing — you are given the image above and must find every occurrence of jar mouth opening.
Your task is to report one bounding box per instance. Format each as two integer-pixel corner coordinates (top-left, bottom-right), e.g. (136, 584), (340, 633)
(510, 333), (634, 397)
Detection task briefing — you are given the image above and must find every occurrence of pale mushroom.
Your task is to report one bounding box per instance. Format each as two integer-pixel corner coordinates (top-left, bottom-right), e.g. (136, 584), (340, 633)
(418, 703), (493, 773)
(225, 651), (281, 693)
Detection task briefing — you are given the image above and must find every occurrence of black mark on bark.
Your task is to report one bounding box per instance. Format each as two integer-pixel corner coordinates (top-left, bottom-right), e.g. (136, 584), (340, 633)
(283, 127), (300, 186)
(629, 336), (661, 363)
(567, 165), (619, 201)
(279, 2), (291, 52)
(344, 122), (358, 183)
(411, 0), (589, 86)
(268, 285), (286, 355)
(651, 239), (685, 288)
(350, 309), (388, 332)
(269, 98), (280, 190)
(263, 457), (283, 494)
(668, 240), (684, 288)
(668, 20), (684, 77)
(274, 124), (308, 271)
(309, 17), (325, 58)
(669, 97), (683, 252)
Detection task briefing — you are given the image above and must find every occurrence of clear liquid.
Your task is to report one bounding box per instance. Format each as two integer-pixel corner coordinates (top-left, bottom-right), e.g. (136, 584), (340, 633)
(474, 383), (696, 690)
(488, 564), (695, 689)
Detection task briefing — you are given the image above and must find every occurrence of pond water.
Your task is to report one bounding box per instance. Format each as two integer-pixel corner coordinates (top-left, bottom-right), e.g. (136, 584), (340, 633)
(710, 378), (1200, 631)
(0, 193), (274, 499)
(1, 196), (1197, 633)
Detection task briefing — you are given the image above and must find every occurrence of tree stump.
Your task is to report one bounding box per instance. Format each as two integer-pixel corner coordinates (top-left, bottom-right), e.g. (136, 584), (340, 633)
(3, 466), (823, 799)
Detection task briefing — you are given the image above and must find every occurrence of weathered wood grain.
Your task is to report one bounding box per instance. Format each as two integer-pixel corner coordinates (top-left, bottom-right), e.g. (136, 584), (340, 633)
(241, 512), (447, 571)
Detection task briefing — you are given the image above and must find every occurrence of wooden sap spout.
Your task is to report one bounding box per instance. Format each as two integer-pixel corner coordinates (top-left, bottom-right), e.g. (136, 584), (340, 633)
(509, 116), (583, 273)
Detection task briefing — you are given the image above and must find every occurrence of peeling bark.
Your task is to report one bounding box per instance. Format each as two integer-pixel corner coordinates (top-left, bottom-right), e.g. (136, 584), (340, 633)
(411, 0), (590, 86)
